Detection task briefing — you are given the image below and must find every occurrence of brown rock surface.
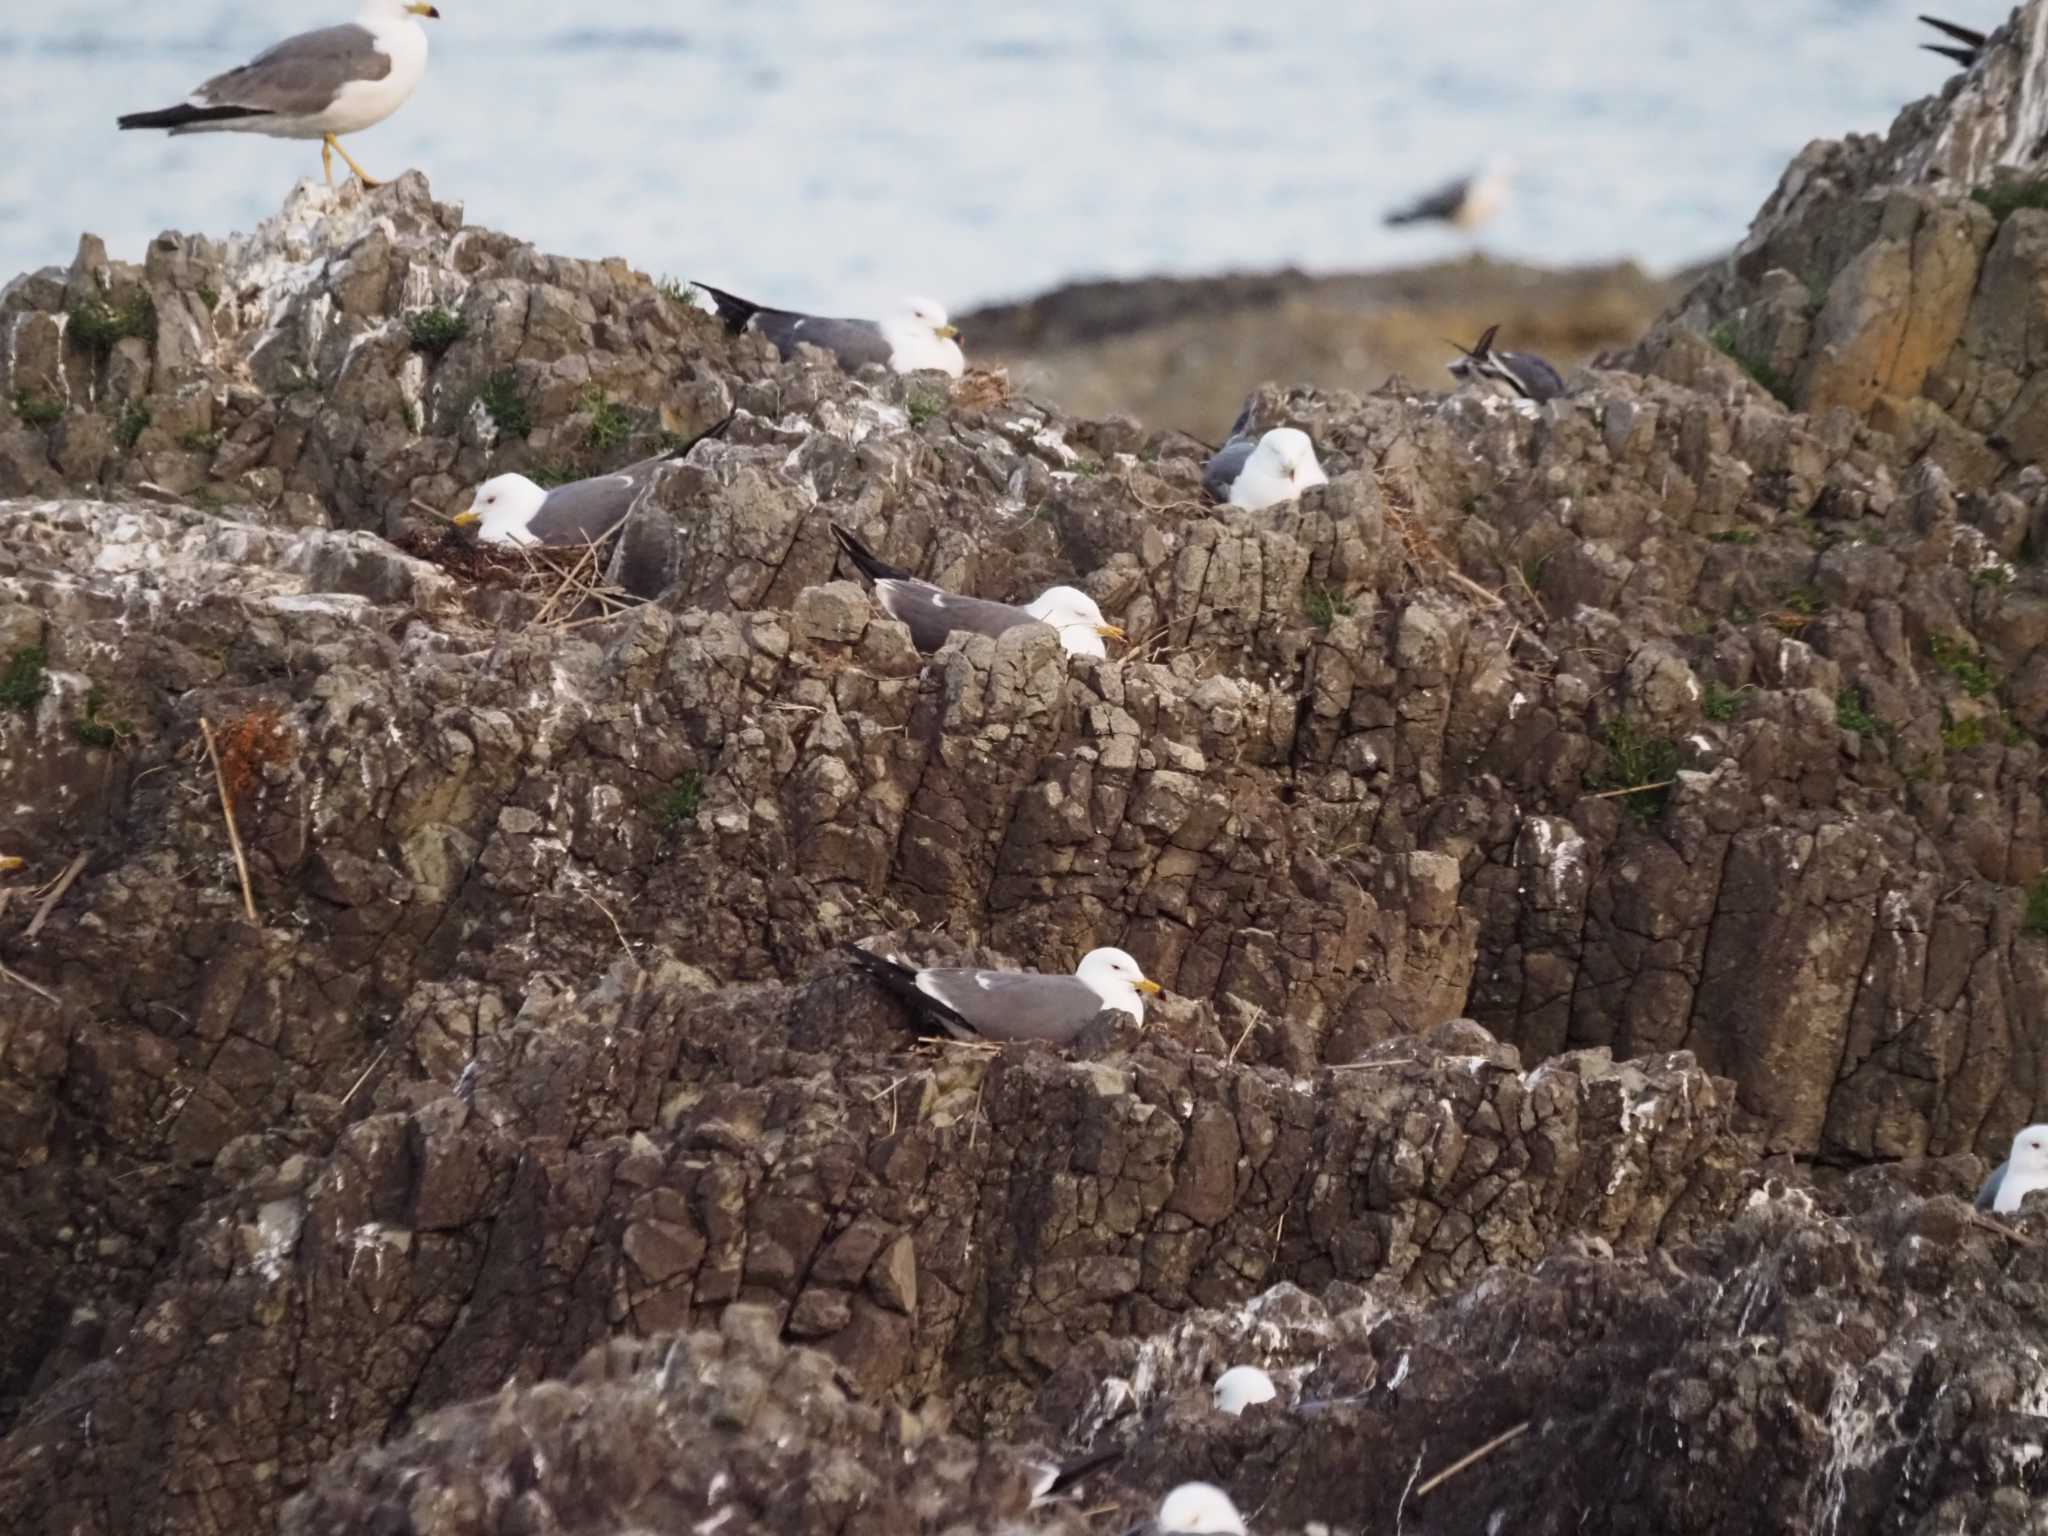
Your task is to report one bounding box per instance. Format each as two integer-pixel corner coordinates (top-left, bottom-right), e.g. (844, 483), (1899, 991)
(3, 9), (2048, 1527)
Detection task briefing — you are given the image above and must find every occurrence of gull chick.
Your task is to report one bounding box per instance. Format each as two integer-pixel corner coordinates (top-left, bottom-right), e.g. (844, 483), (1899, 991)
(695, 285), (964, 378)
(829, 522), (1121, 659)
(117, 0), (441, 188)
(847, 944), (1163, 1045)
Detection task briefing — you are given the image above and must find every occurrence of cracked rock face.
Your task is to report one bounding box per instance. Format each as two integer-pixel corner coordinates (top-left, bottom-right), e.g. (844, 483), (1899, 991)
(4, 14), (2048, 1530)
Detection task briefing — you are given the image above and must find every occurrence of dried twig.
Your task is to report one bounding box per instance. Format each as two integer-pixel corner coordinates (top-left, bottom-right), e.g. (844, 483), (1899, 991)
(583, 888), (642, 973)
(966, 1071), (988, 1151)
(1442, 567), (1507, 609)
(1225, 1006), (1266, 1064)
(338, 1045), (390, 1111)
(410, 497), (459, 525)
(0, 960), (59, 1006)
(1969, 1212), (2038, 1248)
(198, 718), (259, 924)
(1585, 779), (1676, 801)
(1414, 1420), (1530, 1499)
(24, 850), (89, 940)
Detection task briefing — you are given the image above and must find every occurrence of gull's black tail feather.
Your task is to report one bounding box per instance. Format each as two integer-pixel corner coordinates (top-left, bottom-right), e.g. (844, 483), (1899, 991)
(1922, 41), (1980, 65)
(118, 103), (267, 131)
(693, 282), (765, 336)
(843, 944), (966, 1038)
(829, 522), (916, 585)
(1919, 13), (1988, 46)
(1472, 322), (1502, 357)
(1037, 1447), (1126, 1501)
(662, 405), (738, 462)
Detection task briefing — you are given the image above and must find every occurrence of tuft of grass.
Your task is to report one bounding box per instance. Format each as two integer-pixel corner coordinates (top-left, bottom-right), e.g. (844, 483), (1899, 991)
(179, 427), (223, 454)
(907, 386), (946, 427)
(1072, 459), (1104, 477)
(529, 460), (582, 488)
(1708, 528), (1759, 546)
(407, 307), (468, 356)
(1589, 715), (1681, 824)
(1929, 634), (1997, 697)
(1973, 564), (2014, 589)
(72, 684), (133, 748)
(116, 403), (150, 449)
(1702, 681), (1748, 722)
(1305, 586), (1354, 631)
(656, 275), (690, 306)
(68, 291), (156, 357)
(0, 647), (50, 714)
(475, 370), (533, 439)
(1972, 176), (2048, 222)
(1941, 711), (1991, 752)
(12, 390), (64, 427)
(656, 771), (703, 833)
(1835, 686), (1886, 739)
(1781, 587), (1824, 617)
(2026, 871), (2048, 935)
(1708, 322), (1796, 408)
(401, 399), (421, 434)
(197, 285), (220, 312)
(583, 387), (634, 452)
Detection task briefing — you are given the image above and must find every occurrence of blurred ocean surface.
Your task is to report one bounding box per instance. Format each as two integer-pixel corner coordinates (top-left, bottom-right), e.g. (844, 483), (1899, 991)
(1, 0), (1972, 311)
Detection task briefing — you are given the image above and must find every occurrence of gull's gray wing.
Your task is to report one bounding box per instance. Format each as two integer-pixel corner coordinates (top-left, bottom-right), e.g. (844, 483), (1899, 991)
(1498, 350), (1567, 402)
(1977, 1160), (2008, 1211)
(195, 25), (392, 116)
(1204, 438), (1255, 502)
(871, 579), (1038, 653)
(528, 455), (671, 546)
(914, 968), (1116, 1044)
(760, 313), (895, 372)
(1385, 174), (1471, 227)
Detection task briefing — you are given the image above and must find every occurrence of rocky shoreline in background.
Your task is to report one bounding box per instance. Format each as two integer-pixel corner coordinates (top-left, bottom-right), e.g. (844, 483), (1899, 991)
(2, 6), (2048, 1534)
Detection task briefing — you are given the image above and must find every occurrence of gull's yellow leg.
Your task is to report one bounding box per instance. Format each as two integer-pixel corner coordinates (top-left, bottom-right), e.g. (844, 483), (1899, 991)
(320, 136), (335, 187)
(325, 134), (386, 190)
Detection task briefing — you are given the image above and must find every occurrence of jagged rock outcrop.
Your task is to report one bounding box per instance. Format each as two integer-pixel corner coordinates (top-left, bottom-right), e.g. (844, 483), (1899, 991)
(3, 10), (2048, 1527)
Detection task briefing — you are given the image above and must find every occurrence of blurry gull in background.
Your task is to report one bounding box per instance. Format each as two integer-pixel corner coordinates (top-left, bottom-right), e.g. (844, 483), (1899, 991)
(695, 284), (965, 377)
(1384, 158), (1515, 231)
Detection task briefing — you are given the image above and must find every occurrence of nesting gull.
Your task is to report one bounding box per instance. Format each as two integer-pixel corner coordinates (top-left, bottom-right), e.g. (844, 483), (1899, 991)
(1212, 1366), (1278, 1417)
(1919, 13), (1987, 66)
(117, 0), (440, 188)
(1975, 1124), (2048, 1214)
(1447, 324), (1566, 404)
(1130, 1483), (1250, 1536)
(453, 411), (734, 548)
(1203, 405), (1328, 511)
(828, 522), (1122, 659)
(1385, 159), (1513, 231)
(846, 944), (1162, 1045)
(695, 285), (964, 378)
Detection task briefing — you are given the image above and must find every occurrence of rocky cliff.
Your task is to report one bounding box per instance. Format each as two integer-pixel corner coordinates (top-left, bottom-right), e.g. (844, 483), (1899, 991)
(2, 5), (2048, 1533)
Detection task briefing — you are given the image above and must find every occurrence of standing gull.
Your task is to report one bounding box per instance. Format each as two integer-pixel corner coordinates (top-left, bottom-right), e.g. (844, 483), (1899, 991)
(1385, 159), (1514, 231)
(1919, 14), (1987, 66)
(1203, 404), (1329, 511)
(1975, 1124), (2048, 1214)
(695, 285), (965, 378)
(846, 944), (1162, 1045)
(1447, 324), (1567, 404)
(453, 411), (735, 548)
(828, 522), (1123, 659)
(117, 0), (440, 189)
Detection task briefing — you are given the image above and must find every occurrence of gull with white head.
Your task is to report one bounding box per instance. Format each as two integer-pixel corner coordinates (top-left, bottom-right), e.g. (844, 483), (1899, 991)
(828, 523), (1123, 659)
(846, 943), (1164, 1045)
(117, 0), (441, 188)
(1385, 157), (1515, 232)
(1212, 1365), (1278, 1417)
(1203, 405), (1329, 512)
(695, 285), (964, 378)
(1146, 1482), (1250, 1536)
(1977, 1124), (2048, 1214)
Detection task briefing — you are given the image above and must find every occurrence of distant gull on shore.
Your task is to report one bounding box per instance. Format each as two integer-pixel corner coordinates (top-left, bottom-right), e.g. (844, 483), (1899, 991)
(1203, 405), (1328, 511)
(846, 944), (1162, 1044)
(1133, 1483), (1250, 1535)
(454, 410), (734, 547)
(117, 0), (440, 188)
(828, 522), (1123, 658)
(1385, 159), (1513, 231)
(1447, 324), (1567, 404)
(1975, 1124), (2048, 1214)
(1212, 1366), (1278, 1416)
(695, 284), (965, 378)
(1919, 14), (1987, 66)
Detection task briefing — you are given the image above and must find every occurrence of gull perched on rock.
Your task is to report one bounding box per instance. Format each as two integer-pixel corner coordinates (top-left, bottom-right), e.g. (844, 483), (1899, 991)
(453, 410), (734, 546)
(828, 522), (1122, 658)
(1385, 159), (1514, 232)
(1129, 1483), (1249, 1535)
(117, 0), (440, 188)
(1975, 1124), (2048, 1214)
(1919, 13), (1987, 66)
(1447, 324), (1567, 404)
(1203, 404), (1328, 511)
(846, 944), (1163, 1045)
(695, 284), (965, 377)
(1212, 1366), (1278, 1417)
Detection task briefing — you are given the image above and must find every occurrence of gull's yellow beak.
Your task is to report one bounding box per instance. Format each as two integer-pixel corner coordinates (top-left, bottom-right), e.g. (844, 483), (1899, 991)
(1134, 978), (1163, 996)
(408, 3), (441, 16)
(1095, 623), (1126, 642)
(0, 856), (23, 875)
(452, 508), (480, 527)
(936, 324), (960, 341)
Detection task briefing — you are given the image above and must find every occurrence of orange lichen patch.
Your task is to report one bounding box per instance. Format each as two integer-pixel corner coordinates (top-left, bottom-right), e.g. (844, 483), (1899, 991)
(951, 367), (1013, 412)
(215, 706), (296, 809)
